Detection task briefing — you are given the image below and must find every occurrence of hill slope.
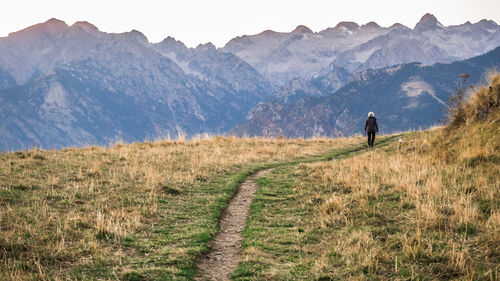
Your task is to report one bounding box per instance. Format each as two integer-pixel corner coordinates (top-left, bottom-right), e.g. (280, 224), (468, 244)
(0, 75), (497, 279)
(233, 75), (500, 280)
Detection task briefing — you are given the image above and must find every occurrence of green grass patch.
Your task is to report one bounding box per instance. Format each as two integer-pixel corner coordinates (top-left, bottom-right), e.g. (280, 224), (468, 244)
(233, 137), (402, 280)
(1, 137), (372, 280)
(234, 131), (498, 280)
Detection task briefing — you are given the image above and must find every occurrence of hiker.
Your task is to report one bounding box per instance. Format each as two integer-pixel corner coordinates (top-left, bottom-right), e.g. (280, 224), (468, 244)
(364, 112), (378, 147)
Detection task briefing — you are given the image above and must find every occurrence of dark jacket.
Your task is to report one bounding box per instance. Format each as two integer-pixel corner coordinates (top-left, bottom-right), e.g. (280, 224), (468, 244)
(365, 117), (378, 133)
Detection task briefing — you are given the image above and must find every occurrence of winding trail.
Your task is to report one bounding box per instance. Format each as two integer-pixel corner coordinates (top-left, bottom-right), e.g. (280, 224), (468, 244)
(195, 135), (400, 280)
(196, 169), (271, 281)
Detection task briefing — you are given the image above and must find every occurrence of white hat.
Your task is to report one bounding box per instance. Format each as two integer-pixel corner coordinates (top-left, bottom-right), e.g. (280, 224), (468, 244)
(368, 112), (374, 117)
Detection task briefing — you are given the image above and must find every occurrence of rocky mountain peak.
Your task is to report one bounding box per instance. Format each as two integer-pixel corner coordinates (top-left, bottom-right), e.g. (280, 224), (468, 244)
(334, 21), (360, 30)
(361, 22), (381, 29)
(415, 13), (443, 30)
(196, 42), (216, 50)
(292, 25), (313, 34)
(44, 18), (67, 28)
(37, 18), (68, 33)
(9, 18), (68, 37)
(71, 21), (100, 34)
(360, 22), (381, 32)
(389, 23), (408, 29)
(419, 13), (438, 23)
(157, 36), (188, 53)
(125, 30), (149, 44)
(260, 30), (279, 36)
(476, 19), (498, 29)
(195, 42), (217, 54)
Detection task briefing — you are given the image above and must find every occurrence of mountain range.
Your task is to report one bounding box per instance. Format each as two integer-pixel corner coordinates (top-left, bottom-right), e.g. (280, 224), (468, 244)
(0, 19), (272, 150)
(224, 13), (500, 86)
(233, 46), (500, 137)
(0, 14), (499, 150)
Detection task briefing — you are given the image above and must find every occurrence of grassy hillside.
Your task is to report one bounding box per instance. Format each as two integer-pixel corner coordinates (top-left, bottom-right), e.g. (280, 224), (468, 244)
(0, 136), (359, 280)
(1, 75), (498, 280)
(233, 75), (500, 280)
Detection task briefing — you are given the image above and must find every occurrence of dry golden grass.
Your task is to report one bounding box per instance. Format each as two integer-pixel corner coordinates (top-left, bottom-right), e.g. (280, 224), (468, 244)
(302, 76), (499, 279)
(2, 75), (498, 280)
(236, 129), (498, 279)
(294, 129), (498, 278)
(0, 135), (358, 280)
(234, 75), (500, 280)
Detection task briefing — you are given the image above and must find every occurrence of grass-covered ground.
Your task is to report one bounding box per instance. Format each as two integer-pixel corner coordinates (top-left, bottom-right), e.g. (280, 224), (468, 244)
(233, 76), (500, 280)
(1, 75), (499, 280)
(0, 136), (360, 280)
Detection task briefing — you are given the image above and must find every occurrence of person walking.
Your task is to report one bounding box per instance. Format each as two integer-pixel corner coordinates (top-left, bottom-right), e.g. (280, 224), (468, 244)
(364, 112), (378, 147)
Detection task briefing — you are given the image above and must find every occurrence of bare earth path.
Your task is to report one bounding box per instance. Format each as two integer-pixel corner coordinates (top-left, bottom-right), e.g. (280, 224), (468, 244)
(195, 137), (398, 280)
(196, 169), (271, 281)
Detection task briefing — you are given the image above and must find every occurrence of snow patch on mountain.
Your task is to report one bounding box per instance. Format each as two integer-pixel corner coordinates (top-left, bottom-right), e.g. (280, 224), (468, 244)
(401, 80), (447, 106)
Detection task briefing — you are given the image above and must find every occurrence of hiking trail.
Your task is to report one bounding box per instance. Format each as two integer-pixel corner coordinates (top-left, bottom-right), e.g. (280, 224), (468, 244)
(195, 135), (399, 280)
(196, 169), (271, 281)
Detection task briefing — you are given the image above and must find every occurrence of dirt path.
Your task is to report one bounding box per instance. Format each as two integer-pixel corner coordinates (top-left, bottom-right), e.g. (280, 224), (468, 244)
(195, 169), (271, 281)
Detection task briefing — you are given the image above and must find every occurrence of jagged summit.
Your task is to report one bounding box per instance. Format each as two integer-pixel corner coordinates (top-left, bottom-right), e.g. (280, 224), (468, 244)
(334, 21), (360, 30)
(154, 36), (188, 55)
(46, 18), (66, 25)
(292, 25), (313, 34)
(72, 21), (99, 34)
(245, 30), (283, 39)
(419, 13), (438, 23)
(125, 29), (149, 44)
(476, 19), (498, 29)
(160, 36), (186, 47)
(361, 22), (381, 29)
(390, 23), (408, 29)
(196, 42), (216, 51)
(415, 13), (443, 30)
(9, 18), (68, 36)
(360, 22), (381, 32)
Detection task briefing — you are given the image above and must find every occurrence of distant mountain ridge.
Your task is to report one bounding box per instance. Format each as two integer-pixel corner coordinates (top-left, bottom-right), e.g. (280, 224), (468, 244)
(232, 46), (500, 138)
(1, 15), (500, 151)
(223, 13), (500, 87)
(0, 18), (273, 150)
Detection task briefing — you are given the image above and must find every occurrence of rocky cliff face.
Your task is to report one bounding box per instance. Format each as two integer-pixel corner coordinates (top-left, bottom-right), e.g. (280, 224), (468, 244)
(232, 47), (500, 138)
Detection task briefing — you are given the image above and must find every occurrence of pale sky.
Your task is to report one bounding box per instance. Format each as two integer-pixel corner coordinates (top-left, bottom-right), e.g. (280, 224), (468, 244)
(1, 0), (499, 47)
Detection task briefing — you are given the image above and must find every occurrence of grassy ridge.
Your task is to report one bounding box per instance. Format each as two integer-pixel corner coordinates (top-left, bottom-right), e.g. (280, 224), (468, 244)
(0, 136), (359, 280)
(1, 74), (498, 280)
(233, 76), (500, 280)
(234, 130), (499, 280)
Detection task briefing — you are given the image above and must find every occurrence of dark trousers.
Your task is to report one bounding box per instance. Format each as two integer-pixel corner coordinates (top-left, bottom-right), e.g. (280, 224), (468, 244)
(367, 132), (376, 146)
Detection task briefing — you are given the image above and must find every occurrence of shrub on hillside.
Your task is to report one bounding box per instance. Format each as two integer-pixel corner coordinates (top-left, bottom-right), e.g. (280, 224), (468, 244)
(434, 73), (500, 162)
(447, 73), (500, 127)
(463, 74), (500, 123)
